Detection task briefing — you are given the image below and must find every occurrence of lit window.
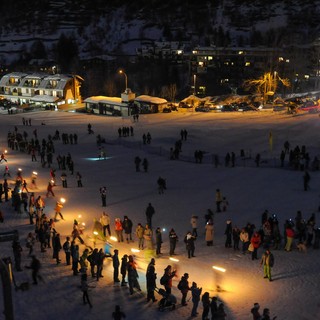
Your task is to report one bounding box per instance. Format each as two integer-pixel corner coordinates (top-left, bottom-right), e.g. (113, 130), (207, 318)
(238, 51), (243, 55)
(198, 62), (204, 67)
(245, 62), (251, 67)
(208, 56), (213, 60)
(286, 59), (290, 63)
(278, 57), (284, 62)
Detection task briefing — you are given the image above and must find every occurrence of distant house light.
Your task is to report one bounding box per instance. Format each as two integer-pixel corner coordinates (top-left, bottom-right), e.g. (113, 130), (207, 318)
(198, 62), (204, 67)
(192, 50), (198, 54)
(286, 59), (290, 63)
(245, 62), (251, 67)
(208, 56), (213, 61)
(238, 51), (244, 55)
(305, 74), (310, 79)
(177, 50), (183, 55)
(278, 57), (284, 62)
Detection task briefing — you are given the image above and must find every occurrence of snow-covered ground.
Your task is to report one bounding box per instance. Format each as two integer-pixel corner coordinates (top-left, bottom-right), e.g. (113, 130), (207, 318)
(0, 110), (320, 320)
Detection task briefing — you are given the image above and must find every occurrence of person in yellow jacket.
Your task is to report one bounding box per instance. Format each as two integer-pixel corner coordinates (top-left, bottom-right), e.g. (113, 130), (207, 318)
(54, 200), (65, 221)
(260, 249), (274, 282)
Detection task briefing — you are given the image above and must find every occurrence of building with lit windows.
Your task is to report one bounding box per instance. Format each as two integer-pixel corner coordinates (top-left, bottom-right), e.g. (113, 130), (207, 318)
(0, 72), (83, 109)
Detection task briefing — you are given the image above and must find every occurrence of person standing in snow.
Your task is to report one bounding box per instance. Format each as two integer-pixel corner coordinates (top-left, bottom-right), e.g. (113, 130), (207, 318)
(146, 258), (157, 302)
(81, 273), (93, 308)
(251, 302), (261, 320)
(100, 186), (107, 207)
(136, 223), (144, 250)
(145, 203), (155, 228)
(155, 227), (162, 255)
(215, 189), (223, 212)
(120, 254), (128, 286)
(62, 236), (71, 265)
(113, 249), (121, 283)
(190, 282), (202, 317)
(122, 216), (133, 243)
(224, 219), (232, 248)
(169, 228), (178, 256)
(184, 231), (196, 258)
(251, 231), (261, 260)
(260, 249), (274, 282)
(114, 218), (124, 242)
(112, 305), (126, 319)
(100, 211), (111, 237)
(127, 255), (141, 295)
(178, 273), (190, 306)
(190, 215), (198, 238)
(205, 219), (214, 246)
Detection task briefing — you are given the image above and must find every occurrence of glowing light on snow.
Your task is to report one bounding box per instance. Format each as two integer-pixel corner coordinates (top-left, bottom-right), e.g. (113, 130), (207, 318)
(110, 236), (118, 242)
(93, 231), (98, 235)
(84, 157), (113, 161)
(131, 248), (140, 253)
(213, 266), (226, 273)
(169, 257), (179, 262)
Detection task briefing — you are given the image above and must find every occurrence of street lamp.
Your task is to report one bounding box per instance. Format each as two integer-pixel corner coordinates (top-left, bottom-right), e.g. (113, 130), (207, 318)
(119, 69), (128, 90)
(193, 74), (196, 95)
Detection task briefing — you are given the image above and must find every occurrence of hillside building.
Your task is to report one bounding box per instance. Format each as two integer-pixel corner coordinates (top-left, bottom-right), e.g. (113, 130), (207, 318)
(0, 72), (83, 109)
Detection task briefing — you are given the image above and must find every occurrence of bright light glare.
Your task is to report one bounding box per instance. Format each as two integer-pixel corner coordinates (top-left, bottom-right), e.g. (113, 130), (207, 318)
(81, 222), (85, 226)
(213, 266), (226, 273)
(93, 231), (98, 235)
(169, 257), (179, 262)
(78, 214), (82, 218)
(60, 198), (66, 203)
(110, 236), (118, 242)
(131, 248), (140, 253)
(32, 171), (37, 175)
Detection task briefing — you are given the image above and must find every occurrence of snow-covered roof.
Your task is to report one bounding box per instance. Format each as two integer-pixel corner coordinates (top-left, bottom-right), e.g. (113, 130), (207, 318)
(135, 95), (167, 104)
(84, 96), (124, 105)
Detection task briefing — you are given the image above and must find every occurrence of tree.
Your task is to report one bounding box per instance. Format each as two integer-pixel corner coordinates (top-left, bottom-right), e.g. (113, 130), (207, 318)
(243, 72), (290, 105)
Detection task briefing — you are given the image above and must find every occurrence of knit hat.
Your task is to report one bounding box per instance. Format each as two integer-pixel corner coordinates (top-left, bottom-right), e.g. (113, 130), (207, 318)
(254, 303), (260, 309)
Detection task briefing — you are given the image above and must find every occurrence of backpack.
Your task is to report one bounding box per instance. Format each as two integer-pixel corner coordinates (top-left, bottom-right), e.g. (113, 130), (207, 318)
(63, 241), (69, 251)
(160, 275), (166, 285)
(177, 280), (183, 291)
(87, 254), (93, 263)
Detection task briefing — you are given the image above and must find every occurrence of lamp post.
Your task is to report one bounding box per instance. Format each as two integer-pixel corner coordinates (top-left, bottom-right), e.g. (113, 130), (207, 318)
(193, 74), (196, 95)
(119, 69), (128, 91)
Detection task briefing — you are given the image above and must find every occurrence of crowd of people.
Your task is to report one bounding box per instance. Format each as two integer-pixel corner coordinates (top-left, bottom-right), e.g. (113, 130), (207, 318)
(3, 120), (318, 319)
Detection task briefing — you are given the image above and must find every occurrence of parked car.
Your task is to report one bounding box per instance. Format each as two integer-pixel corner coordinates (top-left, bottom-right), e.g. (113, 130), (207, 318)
(237, 102), (258, 112)
(195, 106), (210, 112)
(221, 104), (238, 112)
(179, 102), (193, 108)
(298, 101), (320, 113)
(162, 107), (172, 113)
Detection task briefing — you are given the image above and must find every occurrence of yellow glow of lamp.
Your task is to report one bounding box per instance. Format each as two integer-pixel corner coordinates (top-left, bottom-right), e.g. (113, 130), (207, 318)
(32, 171), (37, 175)
(212, 266), (226, 273)
(93, 231), (98, 236)
(4, 150), (7, 154)
(119, 69), (128, 89)
(169, 257), (179, 262)
(78, 214), (82, 219)
(60, 198), (66, 204)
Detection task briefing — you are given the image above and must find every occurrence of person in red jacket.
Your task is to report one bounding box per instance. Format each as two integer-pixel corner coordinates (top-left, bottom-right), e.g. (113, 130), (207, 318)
(284, 225), (295, 251)
(250, 232), (261, 260)
(114, 218), (123, 242)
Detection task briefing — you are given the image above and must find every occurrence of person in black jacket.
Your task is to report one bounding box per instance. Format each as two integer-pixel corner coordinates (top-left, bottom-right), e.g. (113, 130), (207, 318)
(122, 216), (133, 243)
(113, 249), (120, 283)
(169, 228), (178, 256)
(120, 254), (128, 286)
(178, 273), (190, 306)
(155, 227), (162, 255)
(146, 258), (157, 302)
(184, 231), (196, 258)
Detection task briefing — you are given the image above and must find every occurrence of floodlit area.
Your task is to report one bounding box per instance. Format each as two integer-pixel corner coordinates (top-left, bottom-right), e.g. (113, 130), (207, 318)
(0, 110), (320, 320)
